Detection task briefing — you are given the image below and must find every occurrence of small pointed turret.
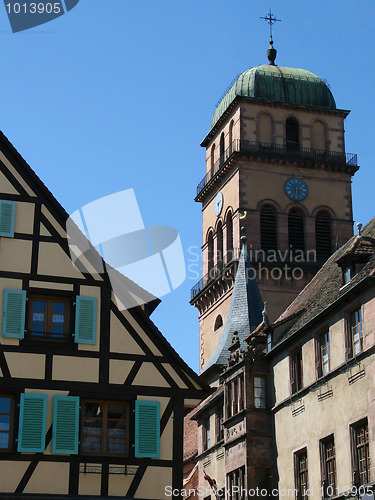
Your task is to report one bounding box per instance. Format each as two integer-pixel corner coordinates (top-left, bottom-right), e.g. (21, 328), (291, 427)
(201, 233), (264, 373)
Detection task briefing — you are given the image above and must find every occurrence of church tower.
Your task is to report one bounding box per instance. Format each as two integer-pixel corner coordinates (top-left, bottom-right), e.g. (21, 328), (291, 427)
(191, 37), (359, 373)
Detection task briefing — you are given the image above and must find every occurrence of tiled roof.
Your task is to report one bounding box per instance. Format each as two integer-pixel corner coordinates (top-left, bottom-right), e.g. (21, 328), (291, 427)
(273, 218), (375, 345)
(201, 240), (264, 372)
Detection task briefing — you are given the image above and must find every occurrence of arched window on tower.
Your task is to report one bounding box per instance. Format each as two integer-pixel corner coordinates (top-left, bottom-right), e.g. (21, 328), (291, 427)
(216, 221), (223, 270)
(312, 120), (327, 152)
(229, 121), (234, 152)
(214, 315), (223, 331)
(220, 133), (225, 165)
(207, 231), (214, 275)
(226, 212), (233, 262)
(210, 144), (215, 170)
(315, 211), (332, 261)
(288, 209), (305, 253)
(260, 205), (277, 252)
(286, 117), (300, 150)
(258, 113), (273, 146)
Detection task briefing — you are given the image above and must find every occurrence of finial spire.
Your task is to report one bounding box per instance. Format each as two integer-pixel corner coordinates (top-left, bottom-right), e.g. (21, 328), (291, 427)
(260, 8), (281, 65)
(262, 301), (268, 324)
(357, 222), (363, 240)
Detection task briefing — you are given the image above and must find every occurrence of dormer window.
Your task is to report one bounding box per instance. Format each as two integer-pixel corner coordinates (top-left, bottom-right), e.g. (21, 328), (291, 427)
(337, 233), (375, 286)
(344, 267), (352, 284)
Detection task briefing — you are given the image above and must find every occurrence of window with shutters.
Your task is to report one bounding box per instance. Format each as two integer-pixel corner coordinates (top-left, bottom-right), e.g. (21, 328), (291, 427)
(288, 209), (305, 253)
(316, 211), (332, 261)
(81, 400), (130, 456)
(320, 435), (336, 497)
(134, 400), (160, 458)
(0, 200), (16, 238)
(27, 295), (70, 341)
(351, 419), (370, 486)
(295, 449), (309, 500)
(260, 205), (277, 252)
(52, 395), (79, 454)
(2, 289), (26, 339)
(17, 393), (47, 452)
(286, 117), (300, 150)
(0, 396), (14, 451)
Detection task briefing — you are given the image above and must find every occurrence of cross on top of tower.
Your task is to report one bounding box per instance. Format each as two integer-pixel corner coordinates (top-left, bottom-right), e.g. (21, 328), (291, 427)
(260, 9), (281, 65)
(260, 8), (281, 41)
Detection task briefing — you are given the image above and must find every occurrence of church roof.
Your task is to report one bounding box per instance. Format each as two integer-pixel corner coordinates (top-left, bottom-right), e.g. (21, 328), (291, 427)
(211, 64), (336, 130)
(201, 238), (264, 373)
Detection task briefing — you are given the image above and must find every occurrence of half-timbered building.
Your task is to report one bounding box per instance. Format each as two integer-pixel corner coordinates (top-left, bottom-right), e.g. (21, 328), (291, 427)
(0, 130), (208, 499)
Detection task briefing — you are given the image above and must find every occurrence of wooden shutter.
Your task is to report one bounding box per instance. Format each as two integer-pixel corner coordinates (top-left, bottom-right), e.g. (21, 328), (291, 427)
(0, 200), (16, 238)
(52, 396), (79, 454)
(17, 393), (47, 452)
(75, 296), (97, 344)
(2, 289), (26, 339)
(135, 400), (160, 458)
(319, 440), (327, 488)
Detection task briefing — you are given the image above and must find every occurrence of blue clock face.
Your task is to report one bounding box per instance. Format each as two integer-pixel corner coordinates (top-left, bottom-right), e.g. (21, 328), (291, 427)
(285, 177), (308, 201)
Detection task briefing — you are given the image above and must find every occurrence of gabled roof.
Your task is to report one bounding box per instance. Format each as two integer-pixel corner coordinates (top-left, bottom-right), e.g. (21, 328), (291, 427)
(201, 237), (264, 373)
(272, 218), (375, 346)
(0, 129), (209, 395)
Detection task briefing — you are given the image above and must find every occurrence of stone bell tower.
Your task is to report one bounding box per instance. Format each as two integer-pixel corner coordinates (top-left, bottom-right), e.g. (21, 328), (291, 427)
(191, 37), (358, 373)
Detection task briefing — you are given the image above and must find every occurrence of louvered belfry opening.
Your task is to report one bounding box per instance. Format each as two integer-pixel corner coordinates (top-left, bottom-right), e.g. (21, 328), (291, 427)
(207, 232), (214, 274)
(260, 205), (278, 252)
(288, 209), (305, 254)
(286, 117), (300, 150)
(226, 212), (233, 260)
(316, 211), (332, 260)
(216, 221), (223, 269)
(220, 132), (225, 165)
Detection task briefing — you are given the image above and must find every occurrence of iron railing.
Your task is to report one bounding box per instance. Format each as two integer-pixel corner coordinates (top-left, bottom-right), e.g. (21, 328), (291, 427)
(190, 248), (240, 301)
(196, 140), (358, 196)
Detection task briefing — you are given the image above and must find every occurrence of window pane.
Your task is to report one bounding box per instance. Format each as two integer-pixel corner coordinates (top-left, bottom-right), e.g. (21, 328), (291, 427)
(82, 437), (101, 453)
(107, 403), (127, 419)
(0, 398), (11, 413)
(0, 415), (10, 429)
(107, 438), (125, 454)
(0, 434), (9, 449)
(33, 301), (45, 313)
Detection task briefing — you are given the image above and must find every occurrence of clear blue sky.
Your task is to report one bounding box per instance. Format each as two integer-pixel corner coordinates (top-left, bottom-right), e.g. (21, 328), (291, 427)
(1, 0), (374, 372)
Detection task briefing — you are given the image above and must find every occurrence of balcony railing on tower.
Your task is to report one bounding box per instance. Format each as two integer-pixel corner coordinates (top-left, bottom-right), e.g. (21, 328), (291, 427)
(190, 248), (240, 301)
(196, 140), (358, 197)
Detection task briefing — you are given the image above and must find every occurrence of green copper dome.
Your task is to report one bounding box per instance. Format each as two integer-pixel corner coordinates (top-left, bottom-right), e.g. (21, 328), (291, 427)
(211, 64), (336, 129)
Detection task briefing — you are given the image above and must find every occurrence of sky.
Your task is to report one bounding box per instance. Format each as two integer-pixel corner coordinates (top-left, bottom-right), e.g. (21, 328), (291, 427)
(0, 0), (374, 372)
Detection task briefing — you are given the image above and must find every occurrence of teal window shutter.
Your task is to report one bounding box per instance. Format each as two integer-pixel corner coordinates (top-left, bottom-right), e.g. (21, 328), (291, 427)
(0, 200), (16, 237)
(75, 296), (97, 344)
(2, 289), (26, 339)
(135, 400), (160, 458)
(52, 395), (79, 454)
(17, 393), (47, 453)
